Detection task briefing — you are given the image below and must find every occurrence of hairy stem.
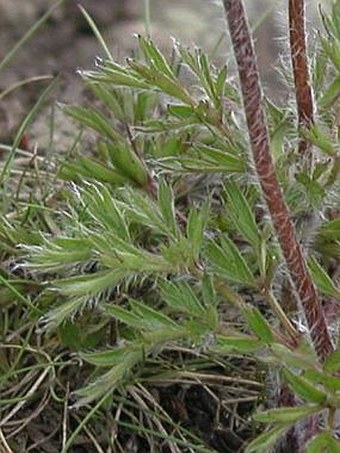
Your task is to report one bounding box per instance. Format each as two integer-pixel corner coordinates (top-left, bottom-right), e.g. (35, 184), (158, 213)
(289, 0), (314, 159)
(222, 0), (333, 361)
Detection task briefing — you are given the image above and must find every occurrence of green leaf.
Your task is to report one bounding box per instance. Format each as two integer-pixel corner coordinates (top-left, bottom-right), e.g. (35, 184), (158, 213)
(63, 105), (120, 142)
(304, 369), (340, 392)
(223, 182), (261, 249)
(104, 303), (142, 328)
(176, 43), (201, 77)
(269, 343), (316, 370)
(307, 432), (340, 453)
(313, 50), (328, 95)
(137, 35), (174, 79)
(214, 334), (264, 353)
(245, 425), (289, 453)
(161, 239), (193, 269)
(319, 76), (340, 109)
(301, 125), (338, 157)
(168, 104), (194, 119)
(64, 106), (149, 187)
(27, 237), (92, 271)
(205, 306), (219, 330)
(215, 65), (228, 99)
(182, 319), (210, 341)
(80, 183), (130, 240)
(323, 348), (340, 373)
(58, 321), (82, 349)
(41, 297), (88, 330)
(55, 269), (126, 298)
(320, 35), (340, 72)
(320, 5), (340, 41)
(254, 404), (321, 423)
(241, 305), (274, 343)
(318, 219), (340, 241)
(142, 326), (187, 346)
(134, 91), (158, 123)
(60, 156), (127, 185)
(295, 172), (325, 205)
(158, 179), (179, 240)
(130, 299), (178, 329)
(195, 144), (246, 173)
(164, 153), (245, 174)
(89, 83), (125, 120)
(282, 368), (327, 404)
(121, 187), (174, 238)
(186, 201), (210, 260)
(206, 236), (256, 286)
(202, 273), (216, 307)
(58, 319), (106, 350)
(73, 349), (142, 406)
(80, 344), (143, 367)
(127, 60), (193, 105)
(198, 50), (215, 100)
(159, 280), (206, 317)
(101, 141), (149, 187)
(308, 257), (340, 300)
(84, 62), (151, 89)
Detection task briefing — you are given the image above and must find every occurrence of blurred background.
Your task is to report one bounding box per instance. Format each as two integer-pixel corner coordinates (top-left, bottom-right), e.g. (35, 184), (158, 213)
(0, 0), (332, 144)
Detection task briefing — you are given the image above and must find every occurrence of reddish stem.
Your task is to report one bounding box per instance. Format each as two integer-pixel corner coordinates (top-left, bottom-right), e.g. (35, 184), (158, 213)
(289, 0), (314, 157)
(222, 0), (333, 361)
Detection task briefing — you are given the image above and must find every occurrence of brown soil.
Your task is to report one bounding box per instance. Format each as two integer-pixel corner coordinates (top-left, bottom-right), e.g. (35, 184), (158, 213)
(0, 0), (284, 148)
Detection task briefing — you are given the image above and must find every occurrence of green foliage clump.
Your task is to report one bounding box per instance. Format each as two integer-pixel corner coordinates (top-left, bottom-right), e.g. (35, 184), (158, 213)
(1, 1), (340, 451)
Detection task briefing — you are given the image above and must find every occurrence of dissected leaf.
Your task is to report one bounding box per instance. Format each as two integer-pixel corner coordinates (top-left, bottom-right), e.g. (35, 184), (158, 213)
(137, 35), (174, 79)
(159, 280), (206, 317)
(223, 182), (261, 249)
(206, 236), (256, 286)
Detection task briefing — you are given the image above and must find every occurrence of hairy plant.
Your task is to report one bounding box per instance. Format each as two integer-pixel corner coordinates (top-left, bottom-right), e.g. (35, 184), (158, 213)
(2, 1), (340, 451)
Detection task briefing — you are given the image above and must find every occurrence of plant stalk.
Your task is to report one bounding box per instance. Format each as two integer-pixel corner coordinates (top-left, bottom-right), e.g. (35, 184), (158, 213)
(222, 0), (334, 362)
(289, 0), (314, 160)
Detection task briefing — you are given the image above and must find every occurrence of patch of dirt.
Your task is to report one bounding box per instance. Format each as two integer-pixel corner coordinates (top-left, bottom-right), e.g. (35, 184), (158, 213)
(0, 1), (225, 148)
(0, 1), (138, 147)
(0, 0), (286, 150)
